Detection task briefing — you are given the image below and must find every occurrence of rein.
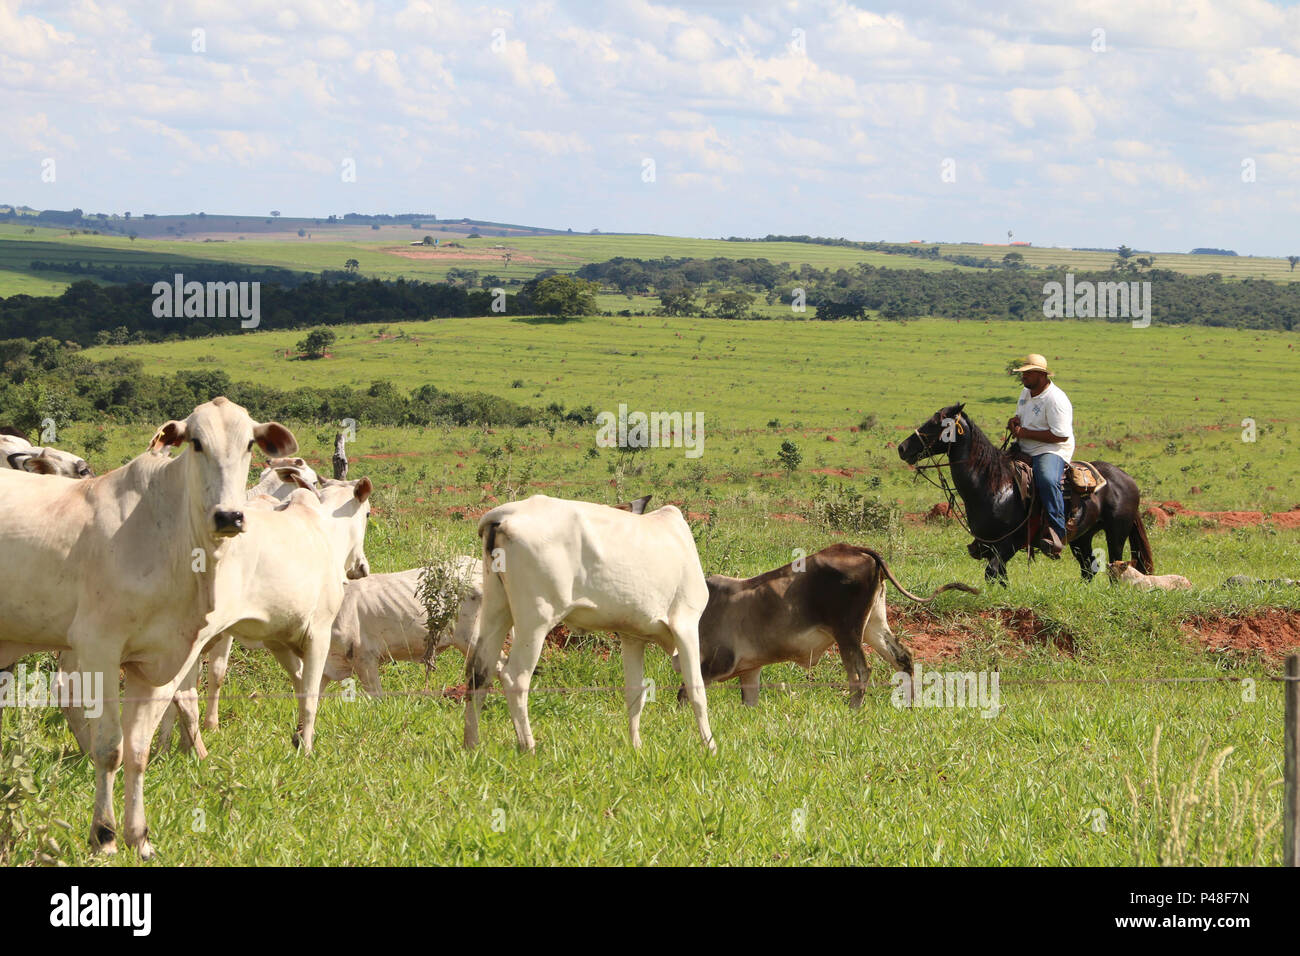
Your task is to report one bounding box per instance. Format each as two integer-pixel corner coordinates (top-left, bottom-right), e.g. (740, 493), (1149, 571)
(909, 417), (1035, 549)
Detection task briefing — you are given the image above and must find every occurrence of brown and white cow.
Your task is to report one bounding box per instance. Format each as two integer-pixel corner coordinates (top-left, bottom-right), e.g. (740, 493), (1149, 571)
(681, 543), (978, 707)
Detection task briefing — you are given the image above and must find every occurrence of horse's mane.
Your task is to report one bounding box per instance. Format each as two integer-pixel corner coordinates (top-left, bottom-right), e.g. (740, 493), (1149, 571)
(959, 412), (1016, 491)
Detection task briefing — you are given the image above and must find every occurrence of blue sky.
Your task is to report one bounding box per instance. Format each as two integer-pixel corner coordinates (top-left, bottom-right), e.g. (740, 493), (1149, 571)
(4, 0), (1299, 254)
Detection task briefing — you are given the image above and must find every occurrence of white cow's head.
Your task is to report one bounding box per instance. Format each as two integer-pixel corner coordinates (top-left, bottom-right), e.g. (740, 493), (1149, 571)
(318, 477), (373, 579)
(13, 446), (94, 478)
(149, 397), (297, 538)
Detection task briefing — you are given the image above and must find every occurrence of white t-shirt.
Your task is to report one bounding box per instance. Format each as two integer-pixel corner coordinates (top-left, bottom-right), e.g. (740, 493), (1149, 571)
(1016, 382), (1074, 462)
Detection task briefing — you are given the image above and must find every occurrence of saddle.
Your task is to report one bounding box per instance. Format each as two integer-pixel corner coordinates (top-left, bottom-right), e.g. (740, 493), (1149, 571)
(1007, 447), (1107, 543)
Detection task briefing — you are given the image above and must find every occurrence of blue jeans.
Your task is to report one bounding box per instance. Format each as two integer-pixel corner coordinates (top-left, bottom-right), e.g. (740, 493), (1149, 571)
(1032, 453), (1067, 540)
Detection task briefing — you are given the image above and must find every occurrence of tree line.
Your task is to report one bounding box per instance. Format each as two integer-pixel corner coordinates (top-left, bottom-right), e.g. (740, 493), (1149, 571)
(0, 336), (598, 433)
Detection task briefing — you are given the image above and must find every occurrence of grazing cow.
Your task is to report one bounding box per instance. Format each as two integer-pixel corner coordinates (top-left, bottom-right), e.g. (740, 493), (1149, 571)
(465, 494), (715, 753)
(148, 476), (374, 753)
(325, 557), (485, 695)
(1, 433), (93, 478)
(1108, 560), (1192, 591)
(0, 397), (296, 858)
(682, 544), (978, 707)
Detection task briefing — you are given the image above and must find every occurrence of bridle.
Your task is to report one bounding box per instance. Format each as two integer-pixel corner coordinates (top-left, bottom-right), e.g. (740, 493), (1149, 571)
(906, 413), (1034, 548)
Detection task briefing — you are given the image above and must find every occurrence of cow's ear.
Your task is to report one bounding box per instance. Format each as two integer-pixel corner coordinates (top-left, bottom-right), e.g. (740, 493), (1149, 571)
(627, 494), (652, 514)
(253, 422), (298, 457)
(277, 468), (314, 490)
(353, 477), (373, 503)
(21, 453), (57, 475)
(7, 451), (33, 471)
(149, 420), (187, 452)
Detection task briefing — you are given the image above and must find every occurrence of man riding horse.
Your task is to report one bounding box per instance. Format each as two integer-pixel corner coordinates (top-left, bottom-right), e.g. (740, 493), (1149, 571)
(1006, 353), (1072, 559)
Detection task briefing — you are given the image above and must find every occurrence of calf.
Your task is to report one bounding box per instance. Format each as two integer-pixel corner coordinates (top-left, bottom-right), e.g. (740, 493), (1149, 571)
(466, 494), (715, 753)
(1108, 560), (1191, 591)
(683, 543), (977, 707)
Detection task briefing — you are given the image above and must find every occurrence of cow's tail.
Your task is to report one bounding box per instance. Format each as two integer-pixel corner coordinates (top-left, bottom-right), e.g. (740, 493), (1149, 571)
(1129, 514), (1155, 575)
(857, 546), (980, 603)
(481, 520), (501, 568)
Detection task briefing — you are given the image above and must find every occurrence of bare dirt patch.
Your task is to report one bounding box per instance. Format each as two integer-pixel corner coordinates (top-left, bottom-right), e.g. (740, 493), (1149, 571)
(892, 606), (1076, 661)
(1144, 499), (1300, 531)
(384, 246), (540, 263)
(1181, 609), (1300, 663)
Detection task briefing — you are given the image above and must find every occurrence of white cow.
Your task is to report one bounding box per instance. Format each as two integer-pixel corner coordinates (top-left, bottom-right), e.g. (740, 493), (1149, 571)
(152, 476), (374, 755)
(1, 433), (94, 478)
(324, 557), (485, 695)
(466, 494), (715, 753)
(0, 397), (296, 858)
(248, 457), (321, 500)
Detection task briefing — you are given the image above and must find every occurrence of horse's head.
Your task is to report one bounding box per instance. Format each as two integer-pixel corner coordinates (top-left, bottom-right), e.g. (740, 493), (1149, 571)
(898, 403), (966, 464)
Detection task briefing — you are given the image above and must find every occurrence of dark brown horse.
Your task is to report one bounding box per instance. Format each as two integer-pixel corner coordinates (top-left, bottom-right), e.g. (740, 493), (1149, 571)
(898, 403), (1153, 585)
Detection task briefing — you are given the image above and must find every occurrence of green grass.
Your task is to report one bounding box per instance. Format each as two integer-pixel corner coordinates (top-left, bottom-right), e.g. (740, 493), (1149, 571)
(4, 315), (1299, 866)
(5, 223), (1299, 298)
(87, 316), (1300, 513)
(939, 243), (1300, 282)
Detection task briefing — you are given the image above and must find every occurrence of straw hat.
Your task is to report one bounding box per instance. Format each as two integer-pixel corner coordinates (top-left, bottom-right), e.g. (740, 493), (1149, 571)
(1012, 353), (1052, 375)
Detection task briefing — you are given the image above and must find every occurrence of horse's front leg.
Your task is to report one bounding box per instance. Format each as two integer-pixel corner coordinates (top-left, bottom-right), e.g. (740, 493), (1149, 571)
(1071, 530), (1099, 582)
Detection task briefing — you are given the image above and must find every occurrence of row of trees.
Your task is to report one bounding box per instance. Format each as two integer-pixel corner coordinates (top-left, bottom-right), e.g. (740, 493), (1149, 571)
(0, 337), (598, 432)
(0, 270), (607, 346)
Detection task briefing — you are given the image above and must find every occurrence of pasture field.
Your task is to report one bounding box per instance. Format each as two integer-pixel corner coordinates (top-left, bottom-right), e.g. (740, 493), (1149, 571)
(4, 222), (1299, 298)
(87, 316), (1300, 514)
(2, 315), (1296, 866)
(937, 243), (1300, 282)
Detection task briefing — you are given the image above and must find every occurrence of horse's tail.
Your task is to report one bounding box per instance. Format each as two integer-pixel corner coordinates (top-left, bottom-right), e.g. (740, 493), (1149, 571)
(1129, 514), (1154, 575)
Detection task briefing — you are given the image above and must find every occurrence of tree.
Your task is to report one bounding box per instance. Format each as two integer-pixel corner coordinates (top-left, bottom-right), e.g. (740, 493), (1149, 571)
(271, 210), (280, 218)
(529, 274), (599, 316)
(707, 290), (756, 319)
(658, 285), (697, 316)
(344, 258), (360, 273)
(297, 328), (336, 359)
(1289, 256), (1299, 272)
(422, 235), (434, 245)
(1002, 252), (1025, 269)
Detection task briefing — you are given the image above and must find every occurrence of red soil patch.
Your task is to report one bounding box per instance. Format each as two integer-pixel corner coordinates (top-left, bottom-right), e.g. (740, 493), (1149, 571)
(1143, 499), (1299, 530)
(1181, 609), (1300, 663)
(892, 606), (1076, 662)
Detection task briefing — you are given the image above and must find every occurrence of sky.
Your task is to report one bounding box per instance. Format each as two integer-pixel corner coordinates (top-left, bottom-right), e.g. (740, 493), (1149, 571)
(3, 0), (1299, 255)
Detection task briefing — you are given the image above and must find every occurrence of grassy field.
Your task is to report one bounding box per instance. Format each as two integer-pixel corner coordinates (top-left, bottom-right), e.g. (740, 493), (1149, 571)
(5, 223), (1299, 298)
(938, 243), (1300, 281)
(4, 315), (1300, 866)
(86, 316), (1300, 513)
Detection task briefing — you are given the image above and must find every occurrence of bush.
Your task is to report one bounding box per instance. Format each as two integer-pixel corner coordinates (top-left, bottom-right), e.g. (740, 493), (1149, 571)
(777, 439), (802, 472)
